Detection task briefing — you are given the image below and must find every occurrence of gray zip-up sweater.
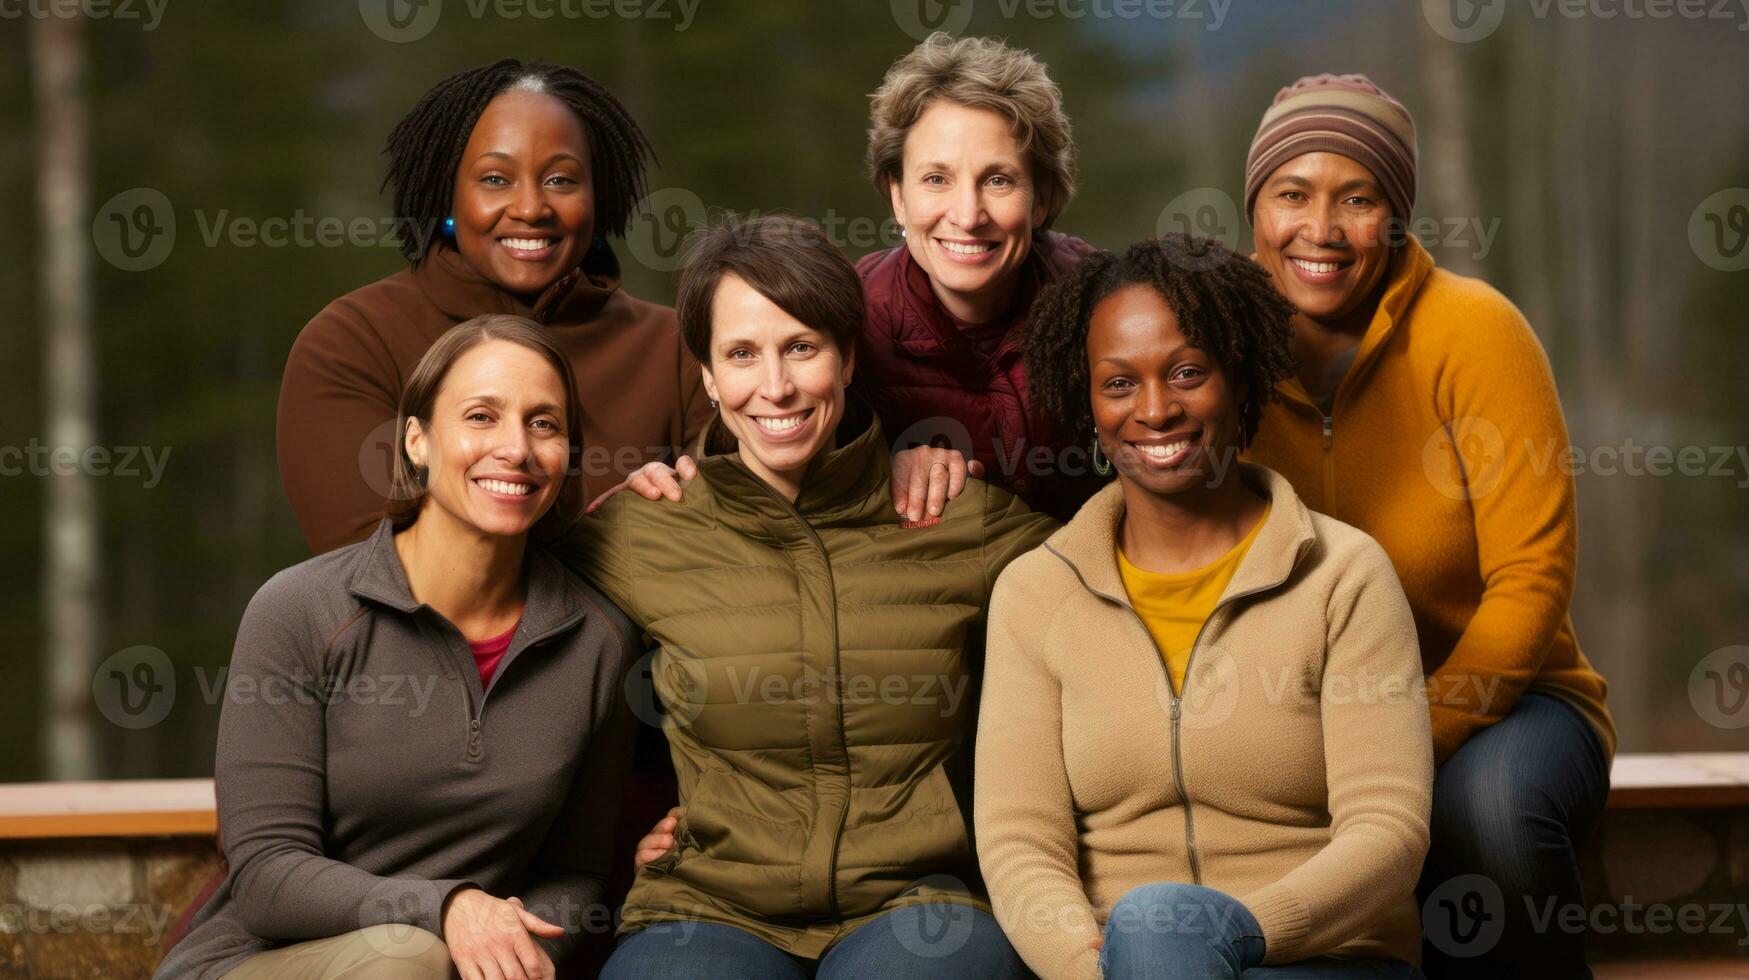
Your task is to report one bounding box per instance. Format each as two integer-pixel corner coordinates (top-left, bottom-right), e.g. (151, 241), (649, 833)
(156, 517), (638, 980)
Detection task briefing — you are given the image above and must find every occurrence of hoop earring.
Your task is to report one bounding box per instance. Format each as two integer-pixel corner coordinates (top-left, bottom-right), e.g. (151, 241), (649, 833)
(1091, 431), (1112, 477)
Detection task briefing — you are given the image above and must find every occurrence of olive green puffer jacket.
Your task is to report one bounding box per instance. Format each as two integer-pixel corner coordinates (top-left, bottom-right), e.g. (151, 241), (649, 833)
(553, 404), (1056, 956)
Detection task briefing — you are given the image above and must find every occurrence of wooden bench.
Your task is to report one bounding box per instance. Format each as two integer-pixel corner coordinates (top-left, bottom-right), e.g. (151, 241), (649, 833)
(0, 779), (216, 840)
(1606, 753), (1749, 810)
(1, 755), (1743, 977)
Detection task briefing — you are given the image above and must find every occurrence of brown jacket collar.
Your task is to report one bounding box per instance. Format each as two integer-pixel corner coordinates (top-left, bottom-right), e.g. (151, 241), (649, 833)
(410, 241), (625, 325)
(347, 516), (589, 643)
(1044, 463), (1317, 608)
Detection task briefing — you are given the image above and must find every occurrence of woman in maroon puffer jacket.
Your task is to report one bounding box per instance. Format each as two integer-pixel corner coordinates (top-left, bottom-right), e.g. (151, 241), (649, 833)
(856, 33), (1104, 523)
(611, 34), (1102, 525)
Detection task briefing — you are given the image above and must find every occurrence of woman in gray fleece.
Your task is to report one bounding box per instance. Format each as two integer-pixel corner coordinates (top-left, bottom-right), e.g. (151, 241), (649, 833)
(157, 315), (638, 980)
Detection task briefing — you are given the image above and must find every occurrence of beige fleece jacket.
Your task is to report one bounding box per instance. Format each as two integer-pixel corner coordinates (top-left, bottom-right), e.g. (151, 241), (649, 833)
(975, 464), (1432, 980)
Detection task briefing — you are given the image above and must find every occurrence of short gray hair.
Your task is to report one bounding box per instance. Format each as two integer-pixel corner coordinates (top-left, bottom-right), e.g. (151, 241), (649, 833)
(866, 33), (1077, 229)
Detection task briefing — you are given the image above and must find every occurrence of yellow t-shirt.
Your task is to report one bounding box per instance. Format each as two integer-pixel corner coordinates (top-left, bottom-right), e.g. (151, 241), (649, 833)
(1118, 503), (1271, 695)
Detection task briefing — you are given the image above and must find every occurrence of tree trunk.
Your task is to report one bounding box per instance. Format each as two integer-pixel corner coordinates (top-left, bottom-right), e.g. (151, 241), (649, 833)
(1417, 18), (1485, 278)
(33, 10), (100, 780)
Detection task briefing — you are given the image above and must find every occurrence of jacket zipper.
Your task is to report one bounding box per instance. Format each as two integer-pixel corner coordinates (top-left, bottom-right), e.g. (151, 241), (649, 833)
(446, 609), (586, 763)
(1321, 414), (1336, 516)
(744, 475), (852, 918)
(1047, 544), (1284, 886)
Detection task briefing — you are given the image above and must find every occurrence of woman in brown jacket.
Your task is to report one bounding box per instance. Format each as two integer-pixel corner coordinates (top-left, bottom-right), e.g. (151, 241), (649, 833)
(976, 237), (1432, 979)
(276, 58), (713, 556)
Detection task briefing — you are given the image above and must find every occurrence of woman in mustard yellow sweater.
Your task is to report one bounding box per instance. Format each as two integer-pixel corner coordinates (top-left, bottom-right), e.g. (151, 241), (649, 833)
(976, 234), (1433, 979)
(1240, 74), (1614, 977)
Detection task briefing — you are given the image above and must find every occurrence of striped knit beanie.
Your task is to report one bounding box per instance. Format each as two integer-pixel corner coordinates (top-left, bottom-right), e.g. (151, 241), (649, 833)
(1243, 73), (1417, 224)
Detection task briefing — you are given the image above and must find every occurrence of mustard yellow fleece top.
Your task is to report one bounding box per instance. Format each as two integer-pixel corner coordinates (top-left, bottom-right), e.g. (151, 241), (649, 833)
(1247, 238), (1614, 764)
(1118, 502), (1271, 694)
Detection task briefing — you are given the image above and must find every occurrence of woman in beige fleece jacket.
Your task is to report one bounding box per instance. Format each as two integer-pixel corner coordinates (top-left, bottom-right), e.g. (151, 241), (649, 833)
(976, 235), (1433, 979)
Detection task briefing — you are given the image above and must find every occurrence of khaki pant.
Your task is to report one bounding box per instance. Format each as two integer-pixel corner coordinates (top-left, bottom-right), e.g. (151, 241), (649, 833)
(221, 924), (454, 979)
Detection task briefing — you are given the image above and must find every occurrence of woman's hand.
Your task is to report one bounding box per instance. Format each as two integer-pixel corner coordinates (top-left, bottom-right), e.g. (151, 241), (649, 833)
(441, 887), (564, 980)
(892, 446), (984, 523)
(632, 806), (683, 870)
(586, 456), (699, 513)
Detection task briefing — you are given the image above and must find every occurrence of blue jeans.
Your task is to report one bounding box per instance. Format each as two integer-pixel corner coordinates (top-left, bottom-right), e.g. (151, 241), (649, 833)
(1418, 692), (1610, 979)
(1101, 882), (1422, 978)
(599, 903), (1029, 979)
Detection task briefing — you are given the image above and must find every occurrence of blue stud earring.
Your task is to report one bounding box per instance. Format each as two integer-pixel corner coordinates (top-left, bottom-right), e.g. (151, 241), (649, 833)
(442, 216), (456, 238)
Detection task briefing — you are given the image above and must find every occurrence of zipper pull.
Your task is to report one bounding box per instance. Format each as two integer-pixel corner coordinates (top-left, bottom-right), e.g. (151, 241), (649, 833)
(1171, 698), (1182, 721)
(1321, 416), (1333, 449)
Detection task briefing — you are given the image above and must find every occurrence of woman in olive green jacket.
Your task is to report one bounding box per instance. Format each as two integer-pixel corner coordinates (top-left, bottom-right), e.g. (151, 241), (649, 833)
(554, 214), (1053, 979)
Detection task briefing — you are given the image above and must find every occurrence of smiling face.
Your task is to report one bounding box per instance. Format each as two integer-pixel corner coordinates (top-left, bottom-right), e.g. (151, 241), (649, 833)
(404, 339), (570, 538)
(1088, 284), (1246, 498)
(700, 274), (853, 501)
(451, 90), (595, 298)
(1251, 151), (1394, 327)
(888, 100), (1048, 324)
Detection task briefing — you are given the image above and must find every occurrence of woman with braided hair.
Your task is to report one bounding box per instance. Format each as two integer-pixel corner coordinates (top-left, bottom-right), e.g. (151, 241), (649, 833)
(262, 59), (711, 978)
(276, 58), (714, 556)
(975, 235), (1434, 978)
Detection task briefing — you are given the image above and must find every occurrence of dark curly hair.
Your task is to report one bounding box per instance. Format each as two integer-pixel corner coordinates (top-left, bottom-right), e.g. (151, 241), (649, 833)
(383, 58), (654, 264)
(1024, 234), (1297, 460)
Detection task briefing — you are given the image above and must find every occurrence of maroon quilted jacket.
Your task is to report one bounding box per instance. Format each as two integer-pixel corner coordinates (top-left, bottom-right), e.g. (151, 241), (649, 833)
(855, 231), (1106, 522)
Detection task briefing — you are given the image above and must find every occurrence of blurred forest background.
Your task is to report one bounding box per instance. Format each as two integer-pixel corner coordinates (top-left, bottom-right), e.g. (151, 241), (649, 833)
(2, 0), (1746, 781)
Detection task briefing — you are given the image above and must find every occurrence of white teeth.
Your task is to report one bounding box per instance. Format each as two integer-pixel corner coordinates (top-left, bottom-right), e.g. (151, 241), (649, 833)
(755, 414), (807, 432)
(501, 238), (554, 252)
(476, 478), (533, 496)
(1137, 440), (1190, 459)
(1291, 258), (1341, 274)
(940, 240), (996, 255)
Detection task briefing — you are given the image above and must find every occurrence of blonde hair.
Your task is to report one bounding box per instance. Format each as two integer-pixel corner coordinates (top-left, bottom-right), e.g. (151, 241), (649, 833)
(866, 33), (1077, 229)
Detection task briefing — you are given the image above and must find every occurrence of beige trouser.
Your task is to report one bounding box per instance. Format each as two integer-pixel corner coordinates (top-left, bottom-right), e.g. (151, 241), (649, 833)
(221, 924), (454, 979)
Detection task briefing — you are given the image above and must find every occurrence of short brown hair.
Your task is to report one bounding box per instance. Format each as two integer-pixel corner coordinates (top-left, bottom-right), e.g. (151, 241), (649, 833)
(386, 315), (584, 527)
(675, 214), (864, 455)
(866, 33), (1077, 229)
(675, 213), (864, 365)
